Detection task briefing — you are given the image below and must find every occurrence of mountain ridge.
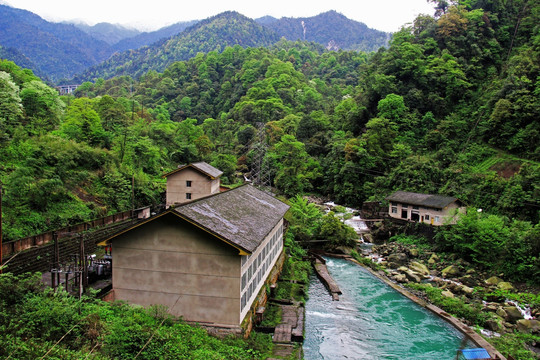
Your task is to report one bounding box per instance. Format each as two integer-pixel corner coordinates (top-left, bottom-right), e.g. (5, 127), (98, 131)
(0, 4), (113, 81)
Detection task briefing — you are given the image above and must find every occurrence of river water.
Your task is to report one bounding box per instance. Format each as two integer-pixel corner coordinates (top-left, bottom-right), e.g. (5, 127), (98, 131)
(303, 257), (470, 359)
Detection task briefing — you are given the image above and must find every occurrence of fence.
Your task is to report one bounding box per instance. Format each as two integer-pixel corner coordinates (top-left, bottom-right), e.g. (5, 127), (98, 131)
(2, 210), (134, 261)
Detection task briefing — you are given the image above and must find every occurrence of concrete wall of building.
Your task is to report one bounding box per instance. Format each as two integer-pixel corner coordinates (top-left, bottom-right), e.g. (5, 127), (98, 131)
(112, 214), (241, 326)
(165, 168), (220, 207)
(388, 201), (464, 225)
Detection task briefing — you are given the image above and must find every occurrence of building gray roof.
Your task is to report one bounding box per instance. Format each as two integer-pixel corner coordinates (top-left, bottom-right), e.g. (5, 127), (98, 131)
(162, 161), (223, 179)
(175, 185), (289, 253)
(386, 191), (461, 209)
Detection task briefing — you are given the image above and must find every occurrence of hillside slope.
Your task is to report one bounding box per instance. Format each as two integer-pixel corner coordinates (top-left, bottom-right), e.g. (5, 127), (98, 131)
(0, 4), (113, 81)
(111, 20), (199, 52)
(74, 11), (280, 81)
(262, 10), (390, 52)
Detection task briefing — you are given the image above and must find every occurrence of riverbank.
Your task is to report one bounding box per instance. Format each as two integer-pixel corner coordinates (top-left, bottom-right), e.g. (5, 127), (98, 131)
(349, 240), (540, 360)
(305, 256), (478, 359)
(314, 251), (507, 359)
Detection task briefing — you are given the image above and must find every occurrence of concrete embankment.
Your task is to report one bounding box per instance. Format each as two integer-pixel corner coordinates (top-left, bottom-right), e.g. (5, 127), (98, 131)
(311, 252), (342, 301)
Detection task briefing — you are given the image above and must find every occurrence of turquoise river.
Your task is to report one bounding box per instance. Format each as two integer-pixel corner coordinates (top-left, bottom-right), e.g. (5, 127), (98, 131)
(303, 257), (471, 359)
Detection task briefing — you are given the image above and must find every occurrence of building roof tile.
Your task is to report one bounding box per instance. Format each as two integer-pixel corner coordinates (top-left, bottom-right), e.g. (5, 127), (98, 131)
(175, 185), (289, 253)
(386, 191), (461, 209)
(162, 161), (223, 179)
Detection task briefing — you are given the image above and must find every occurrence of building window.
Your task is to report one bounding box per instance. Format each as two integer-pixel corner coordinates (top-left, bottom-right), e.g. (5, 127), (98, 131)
(186, 193), (192, 200)
(435, 216), (440, 223)
(186, 180), (192, 187)
(391, 206), (397, 214)
(402, 204), (408, 209)
(413, 206), (419, 210)
(241, 273), (246, 289)
(425, 214), (430, 221)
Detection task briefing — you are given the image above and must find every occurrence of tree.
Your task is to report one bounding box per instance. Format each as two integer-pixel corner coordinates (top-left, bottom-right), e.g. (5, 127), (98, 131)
(20, 80), (64, 131)
(0, 71), (23, 137)
(266, 134), (320, 197)
(60, 98), (107, 147)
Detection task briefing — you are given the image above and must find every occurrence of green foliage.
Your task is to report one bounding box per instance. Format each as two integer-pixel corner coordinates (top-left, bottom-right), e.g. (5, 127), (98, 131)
(434, 209), (539, 282)
(405, 283), (490, 326)
(319, 211), (357, 248)
(0, 272), (261, 359)
(259, 304), (282, 327)
(488, 332), (540, 360)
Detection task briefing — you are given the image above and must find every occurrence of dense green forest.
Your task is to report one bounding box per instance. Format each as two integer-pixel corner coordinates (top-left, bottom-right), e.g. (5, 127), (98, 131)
(1, 0), (538, 269)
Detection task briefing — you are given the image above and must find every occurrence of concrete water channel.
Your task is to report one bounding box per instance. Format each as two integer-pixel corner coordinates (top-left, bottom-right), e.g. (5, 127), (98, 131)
(303, 257), (474, 359)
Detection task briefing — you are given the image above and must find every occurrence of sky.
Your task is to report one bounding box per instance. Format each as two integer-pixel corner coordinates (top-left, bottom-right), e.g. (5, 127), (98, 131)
(3, 0), (435, 33)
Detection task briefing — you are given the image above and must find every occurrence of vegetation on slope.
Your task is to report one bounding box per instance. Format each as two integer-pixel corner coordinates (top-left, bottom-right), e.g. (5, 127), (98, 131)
(0, 0), (538, 265)
(0, 272), (269, 359)
(0, 4), (113, 81)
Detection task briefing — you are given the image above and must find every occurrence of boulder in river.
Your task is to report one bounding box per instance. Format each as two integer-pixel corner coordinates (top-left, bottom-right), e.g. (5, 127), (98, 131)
(497, 281), (514, 291)
(485, 318), (503, 333)
(441, 290), (455, 298)
(442, 265), (461, 278)
(485, 276), (503, 285)
(409, 261), (430, 278)
(428, 253), (439, 265)
(504, 306), (524, 322)
(496, 307), (508, 319)
(387, 253), (408, 268)
(458, 284), (474, 296)
(516, 319), (540, 333)
(393, 273), (408, 283)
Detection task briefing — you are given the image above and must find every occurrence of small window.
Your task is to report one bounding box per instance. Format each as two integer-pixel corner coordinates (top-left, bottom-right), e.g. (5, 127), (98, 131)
(402, 204), (408, 209)
(186, 180), (192, 187)
(425, 214), (430, 220)
(391, 206), (397, 214)
(435, 216), (440, 223)
(413, 206), (419, 210)
(186, 193), (192, 200)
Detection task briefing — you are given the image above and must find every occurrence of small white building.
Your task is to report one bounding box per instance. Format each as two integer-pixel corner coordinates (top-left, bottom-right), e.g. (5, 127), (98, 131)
(386, 191), (465, 225)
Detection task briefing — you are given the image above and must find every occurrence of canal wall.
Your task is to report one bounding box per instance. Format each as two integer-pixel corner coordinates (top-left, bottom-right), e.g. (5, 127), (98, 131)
(344, 255), (507, 360)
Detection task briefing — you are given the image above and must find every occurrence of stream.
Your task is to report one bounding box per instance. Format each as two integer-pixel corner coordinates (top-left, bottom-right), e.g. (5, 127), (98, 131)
(303, 257), (472, 359)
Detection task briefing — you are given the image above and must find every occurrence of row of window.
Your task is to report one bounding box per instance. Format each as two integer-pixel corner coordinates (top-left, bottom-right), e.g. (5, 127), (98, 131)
(240, 225), (283, 310)
(391, 206), (440, 222)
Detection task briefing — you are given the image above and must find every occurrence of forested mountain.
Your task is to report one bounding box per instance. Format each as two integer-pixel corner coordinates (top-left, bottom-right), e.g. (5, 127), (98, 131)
(73, 11), (281, 81)
(0, 0), (538, 277)
(111, 20), (200, 52)
(0, 4), (113, 81)
(1, 4), (389, 83)
(260, 10), (390, 51)
(1, 1), (539, 355)
(0, 45), (43, 79)
(74, 22), (141, 45)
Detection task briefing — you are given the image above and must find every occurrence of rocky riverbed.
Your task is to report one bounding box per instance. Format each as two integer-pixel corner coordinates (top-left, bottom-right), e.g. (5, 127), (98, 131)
(362, 242), (540, 338)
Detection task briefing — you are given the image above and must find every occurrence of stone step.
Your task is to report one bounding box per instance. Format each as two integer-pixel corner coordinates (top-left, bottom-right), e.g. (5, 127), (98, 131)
(273, 324), (292, 343)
